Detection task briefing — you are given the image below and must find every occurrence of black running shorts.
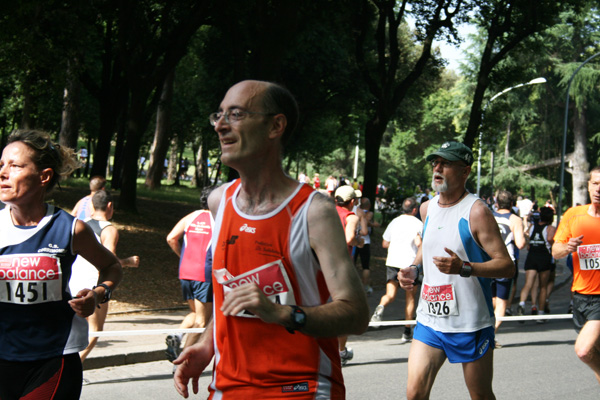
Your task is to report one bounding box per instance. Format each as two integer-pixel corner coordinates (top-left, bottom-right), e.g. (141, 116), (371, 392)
(573, 292), (600, 333)
(0, 353), (83, 400)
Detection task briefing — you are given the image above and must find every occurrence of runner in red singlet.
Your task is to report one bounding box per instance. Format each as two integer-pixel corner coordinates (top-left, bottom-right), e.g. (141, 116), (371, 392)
(173, 80), (369, 399)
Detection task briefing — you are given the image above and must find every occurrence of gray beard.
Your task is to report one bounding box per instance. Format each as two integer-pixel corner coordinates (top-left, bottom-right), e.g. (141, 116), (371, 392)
(431, 175), (448, 193)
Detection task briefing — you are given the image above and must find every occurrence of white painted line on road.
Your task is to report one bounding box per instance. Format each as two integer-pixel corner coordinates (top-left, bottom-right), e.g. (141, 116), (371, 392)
(89, 314), (573, 336)
(368, 314), (572, 327)
(90, 328), (206, 337)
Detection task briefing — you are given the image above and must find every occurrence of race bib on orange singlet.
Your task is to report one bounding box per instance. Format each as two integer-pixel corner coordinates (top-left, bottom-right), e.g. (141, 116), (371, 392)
(215, 259), (296, 318)
(421, 283), (459, 317)
(578, 244), (600, 270)
(0, 254), (62, 305)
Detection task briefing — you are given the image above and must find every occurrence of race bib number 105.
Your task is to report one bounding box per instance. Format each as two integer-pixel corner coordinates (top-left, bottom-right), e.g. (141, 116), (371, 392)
(578, 244), (600, 271)
(421, 283), (459, 317)
(0, 254), (62, 304)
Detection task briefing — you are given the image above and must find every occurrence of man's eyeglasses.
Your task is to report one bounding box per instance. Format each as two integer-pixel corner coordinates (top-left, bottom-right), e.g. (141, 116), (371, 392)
(209, 109), (276, 126)
(430, 160), (468, 169)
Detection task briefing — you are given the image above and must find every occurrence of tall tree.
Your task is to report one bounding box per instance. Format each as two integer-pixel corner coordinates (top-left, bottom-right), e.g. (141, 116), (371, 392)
(479, 3), (600, 206)
(351, 0), (464, 203)
(462, 0), (585, 148)
(145, 69), (175, 190)
(87, 1), (213, 211)
(552, 5), (600, 206)
(59, 60), (81, 151)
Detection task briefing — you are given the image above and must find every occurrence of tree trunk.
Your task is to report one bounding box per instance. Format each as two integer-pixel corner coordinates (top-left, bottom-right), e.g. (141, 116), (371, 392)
(145, 70), (175, 189)
(504, 120), (511, 165)
(201, 143), (209, 187)
(571, 106), (589, 206)
(111, 110), (127, 189)
(119, 92), (152, 212)
(362, 118), (387, 204)
(168, 137), (178, 182)
(58, 60), (80, 150)
(90, 89), (121, 178)
(174, 146), (183, 186)
(191, 142), (199, 187)
(20, 76), (35, 129)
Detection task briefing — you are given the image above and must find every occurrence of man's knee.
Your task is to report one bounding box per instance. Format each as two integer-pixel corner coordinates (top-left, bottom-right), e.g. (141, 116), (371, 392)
(575, 340), (599, 364)
(406, 373), (435, 400)
(406, 385), (428, 400)
(194, 316), (207, 328)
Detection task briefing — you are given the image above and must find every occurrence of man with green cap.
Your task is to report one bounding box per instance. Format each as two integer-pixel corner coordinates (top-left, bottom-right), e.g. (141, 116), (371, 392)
(398, 141), (514, 399)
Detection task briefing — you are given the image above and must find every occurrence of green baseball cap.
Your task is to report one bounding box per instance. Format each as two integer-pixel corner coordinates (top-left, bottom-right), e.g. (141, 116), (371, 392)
(426, 141), (474, 166)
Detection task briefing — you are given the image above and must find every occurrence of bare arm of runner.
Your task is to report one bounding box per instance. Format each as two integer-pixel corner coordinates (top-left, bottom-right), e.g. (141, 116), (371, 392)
(552, 234), (584, 259)
(166, 213), (196, 257)
(173, 319), (215, 398)
(69, 220), (122, 318)
(432, 200), (514, 278)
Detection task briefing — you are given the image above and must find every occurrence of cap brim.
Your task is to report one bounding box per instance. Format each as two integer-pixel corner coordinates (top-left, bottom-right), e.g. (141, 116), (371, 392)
(426, 151), (463, 162)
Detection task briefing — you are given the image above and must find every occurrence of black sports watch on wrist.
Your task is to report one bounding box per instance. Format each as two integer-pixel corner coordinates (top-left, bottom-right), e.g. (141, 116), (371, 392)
(459, 261), (473, 278)
(93, 283), (112, 305)
(286, 305), (307, 334)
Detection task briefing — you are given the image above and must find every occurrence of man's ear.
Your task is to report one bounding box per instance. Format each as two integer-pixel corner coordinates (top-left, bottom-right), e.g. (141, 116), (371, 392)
(40, 168), (54, 187)
(464, 165), (472, 178)
(106, 201), (114, 218)
(269, 114), (287, 139)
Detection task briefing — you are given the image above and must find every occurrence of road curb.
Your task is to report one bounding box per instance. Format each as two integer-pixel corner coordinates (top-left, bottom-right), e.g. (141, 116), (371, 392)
(84, 350), (166, 370)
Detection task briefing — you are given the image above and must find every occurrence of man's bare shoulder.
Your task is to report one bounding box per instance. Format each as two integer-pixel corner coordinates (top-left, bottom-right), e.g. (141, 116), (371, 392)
(509, 213), (524, 225)
(307, 193), (350, 254)
(308, 191), (335, 213)
(306, 192), (339, 225)
(207, 184), (228, 215)
(470, 199), (495, 226)
(419, 200), (430, 221)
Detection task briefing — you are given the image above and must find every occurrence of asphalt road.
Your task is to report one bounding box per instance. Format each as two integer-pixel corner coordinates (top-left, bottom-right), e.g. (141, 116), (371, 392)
(81, 320), (598, 399)
(82, 317), (598, 398)
(81, 260), (599, 399)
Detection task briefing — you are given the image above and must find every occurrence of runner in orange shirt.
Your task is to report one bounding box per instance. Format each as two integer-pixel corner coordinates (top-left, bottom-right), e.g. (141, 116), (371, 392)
(553, 166), (600, 384)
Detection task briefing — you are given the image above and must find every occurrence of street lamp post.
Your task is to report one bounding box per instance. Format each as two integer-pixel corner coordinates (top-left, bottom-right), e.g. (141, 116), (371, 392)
(353, 130), (359, 180)
(476, 77), (547, 197)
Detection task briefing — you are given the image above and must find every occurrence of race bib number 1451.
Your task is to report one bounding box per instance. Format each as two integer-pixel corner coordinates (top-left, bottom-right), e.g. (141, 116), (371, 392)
(0, 254), (62, 304)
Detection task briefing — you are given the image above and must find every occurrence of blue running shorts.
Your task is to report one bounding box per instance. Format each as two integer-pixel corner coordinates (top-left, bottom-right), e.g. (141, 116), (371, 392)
(413, 322), (494, 363)
(491, 278), (512, 300)
(181, 279), (213, 303)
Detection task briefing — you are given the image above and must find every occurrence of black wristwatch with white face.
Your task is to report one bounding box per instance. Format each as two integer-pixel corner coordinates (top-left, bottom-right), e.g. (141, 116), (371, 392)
(286, 305), (307, 334)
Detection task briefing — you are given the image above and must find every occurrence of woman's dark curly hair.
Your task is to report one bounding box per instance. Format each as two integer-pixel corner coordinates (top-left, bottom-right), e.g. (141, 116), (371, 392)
(7, 130), (78, 192)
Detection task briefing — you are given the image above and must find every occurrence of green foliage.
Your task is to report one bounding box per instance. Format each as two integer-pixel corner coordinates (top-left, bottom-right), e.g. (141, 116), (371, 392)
(481, 156), (556, 196)
(1, 0), (598, 211)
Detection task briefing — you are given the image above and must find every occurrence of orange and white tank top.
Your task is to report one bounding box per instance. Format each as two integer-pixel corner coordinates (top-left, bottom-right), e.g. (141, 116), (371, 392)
(210, 180), (344, 399)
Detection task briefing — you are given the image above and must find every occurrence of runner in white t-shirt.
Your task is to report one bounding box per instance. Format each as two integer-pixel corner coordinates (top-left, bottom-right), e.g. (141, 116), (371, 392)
(371, 196), (422, 343)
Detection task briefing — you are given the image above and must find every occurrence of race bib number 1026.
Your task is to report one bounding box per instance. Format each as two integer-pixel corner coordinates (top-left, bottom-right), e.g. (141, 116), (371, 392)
(421, 283), (459, 317)
(0, 254), (62, 304)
